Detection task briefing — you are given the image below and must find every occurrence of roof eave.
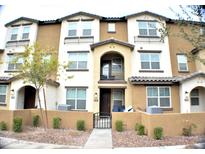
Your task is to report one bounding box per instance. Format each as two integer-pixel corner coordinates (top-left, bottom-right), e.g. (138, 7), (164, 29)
(5, 17), (39, 27)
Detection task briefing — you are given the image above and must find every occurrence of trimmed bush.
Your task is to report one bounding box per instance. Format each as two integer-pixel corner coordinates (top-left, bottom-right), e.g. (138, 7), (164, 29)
(13, 117), (23, 133)
(135, 123), (145, 135)
(115, 120), (124, 132)
(32, 115), (40, 127)
(182, 123), (197, 136)
(0, 121), (7, 131)
(53, 117), (61, 129)
(77, 120), (85, 131)
(153, 127), (163, 140)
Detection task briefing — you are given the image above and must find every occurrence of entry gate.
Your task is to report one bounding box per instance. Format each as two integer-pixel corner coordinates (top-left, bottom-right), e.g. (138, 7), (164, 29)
(93, 112), (112, 129)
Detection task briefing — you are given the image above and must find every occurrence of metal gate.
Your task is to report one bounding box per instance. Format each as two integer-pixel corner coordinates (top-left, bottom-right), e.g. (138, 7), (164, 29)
(93, 112), (112, 129)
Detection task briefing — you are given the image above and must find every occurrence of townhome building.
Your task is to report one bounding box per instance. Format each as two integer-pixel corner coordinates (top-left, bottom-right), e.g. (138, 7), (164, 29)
(0, 11), (205, 115)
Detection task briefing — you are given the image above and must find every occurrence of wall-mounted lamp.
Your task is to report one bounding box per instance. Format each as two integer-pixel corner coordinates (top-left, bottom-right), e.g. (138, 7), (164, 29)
(11, 89), (15, 99)
(184, 91), (189, 102)
(94, 92), (98, 102)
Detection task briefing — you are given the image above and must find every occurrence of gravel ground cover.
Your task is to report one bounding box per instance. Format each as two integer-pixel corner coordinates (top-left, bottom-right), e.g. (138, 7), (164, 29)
(112, 130), (205, 147)
(0, 127), (91, 146)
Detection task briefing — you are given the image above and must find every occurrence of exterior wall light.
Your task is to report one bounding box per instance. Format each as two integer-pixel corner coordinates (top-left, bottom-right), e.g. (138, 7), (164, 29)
(11, 89), (15, 99)
(94, 92), (98, 102)
(184, 91), (189, 101)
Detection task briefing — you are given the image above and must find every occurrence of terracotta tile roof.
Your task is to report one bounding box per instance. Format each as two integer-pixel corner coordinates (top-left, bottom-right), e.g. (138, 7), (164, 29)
(90, 38), (135, 50)
(178, 71), (205, 82)
(129, 76), (179, 85)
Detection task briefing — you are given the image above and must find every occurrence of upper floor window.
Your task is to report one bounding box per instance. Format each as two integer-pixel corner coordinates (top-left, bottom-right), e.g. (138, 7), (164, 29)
(108, 23), (116, 32)
(177, 54), (188, 71)
(68, 22), (78, 37)
(147, 87), (171, 108)
(82, 21), (92, 36)
(10, 27), (18, 41)
(138, 21), (157, 36)
(140, 53), (160, 70)
(7, 54), (23, 71)
(0, 85), (7, 105)
(66, 87), (86, 110)
(68, 52), (88, 70)
(22, 26), (30, 40)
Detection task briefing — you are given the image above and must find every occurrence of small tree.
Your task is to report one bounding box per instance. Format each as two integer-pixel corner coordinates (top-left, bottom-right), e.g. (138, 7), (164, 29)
(13, 44), (59, 130)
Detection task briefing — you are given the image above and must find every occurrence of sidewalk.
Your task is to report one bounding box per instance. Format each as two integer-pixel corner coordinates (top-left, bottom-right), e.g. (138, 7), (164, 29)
(84, 129), (112, 149)
(0, 137), (82, 149)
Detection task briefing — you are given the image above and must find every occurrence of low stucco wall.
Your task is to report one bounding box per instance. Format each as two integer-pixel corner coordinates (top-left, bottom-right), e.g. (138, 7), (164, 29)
(0, 109), (93, 130)
(112, 111), (205, 137)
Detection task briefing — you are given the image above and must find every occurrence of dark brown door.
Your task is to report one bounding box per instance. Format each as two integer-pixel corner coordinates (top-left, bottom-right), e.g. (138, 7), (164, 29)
(24, 86), (36, 109)
(100, 88), (111, 115)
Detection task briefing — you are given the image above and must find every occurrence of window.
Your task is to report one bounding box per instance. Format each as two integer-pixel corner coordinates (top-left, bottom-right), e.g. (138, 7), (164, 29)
(68, 22), (78, 37)
(22, 26), (30, 39)
(108, 23), (115, 32)
(66, 88), (86, 109)
(138, 21), (157, 36)
(140, 53), (160, 70)
(7, 55), (23, 71)
(0, 85), (7, 104)
(68, 52), (88, 70)
(147, 87), (171, 108)
(191, 89), (199, 106)
(82, 21), (92, 36)
(112, 89), (124, 107)
(10, 27), (18, 40)
(177, 54), (188, 71)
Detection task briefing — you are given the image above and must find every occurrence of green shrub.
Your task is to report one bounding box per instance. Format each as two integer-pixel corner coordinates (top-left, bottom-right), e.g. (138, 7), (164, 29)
(182, 123), (197, 136)
(115, 120), (124, 132)
(135, 123), (145, 135)
(77, 120), (85, 131)
(32, 115), (40, 127)
(13, 117), (23, 133)
(0, 121), (7, 131)
(53, 117), (61, 129)
(154, 127), (163, 140)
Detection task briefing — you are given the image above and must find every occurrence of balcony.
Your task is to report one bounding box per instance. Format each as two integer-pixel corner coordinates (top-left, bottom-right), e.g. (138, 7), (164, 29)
(6, 39), (30, 48)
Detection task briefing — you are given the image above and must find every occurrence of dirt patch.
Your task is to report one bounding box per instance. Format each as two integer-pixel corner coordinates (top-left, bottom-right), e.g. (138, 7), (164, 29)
(112, 130), (205, 147)
(0, 127), (91, 146)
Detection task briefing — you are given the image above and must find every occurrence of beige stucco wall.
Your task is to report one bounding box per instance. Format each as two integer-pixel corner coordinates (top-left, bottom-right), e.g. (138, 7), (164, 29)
(131, 85), (180, 113)
(0, 109), (93, 130)
(36, 24), (61, 51)
(100, 22), (128, 41)
(92, 43), (132, 112)
(195, 49), (205, 71)
(167, 23), (196, 76)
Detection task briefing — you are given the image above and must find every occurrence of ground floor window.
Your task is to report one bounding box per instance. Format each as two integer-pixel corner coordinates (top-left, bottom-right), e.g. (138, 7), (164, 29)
(66, 87), (86, 109)
(0, 85), (7, 104)
(191, 88), (199, 106)
(112, 89), (125, 112)
(147, 86), (171, 108)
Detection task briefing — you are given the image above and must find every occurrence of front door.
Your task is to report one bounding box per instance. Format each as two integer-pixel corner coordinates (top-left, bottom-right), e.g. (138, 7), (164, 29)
(100, 88), (111, 115)
(24, 86), (36, 109)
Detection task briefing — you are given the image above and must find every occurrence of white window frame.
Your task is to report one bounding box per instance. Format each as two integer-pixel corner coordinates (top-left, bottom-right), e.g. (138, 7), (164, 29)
(10, 27), (19, 41)
(146, 86), (172, 108)
(140, 53), (160, 70)
(108, 23), (116, 32)
(0, 85), (7, 105)
(138, 21), (157, 36)
(67, 52), (88, 70)
(177, 54), (189, 71)
(81, 21), (92, 36)
(21, 26), (30, 40)
(7, 54), (23, 71)
(68, 22), (78, 37)
(66, 87), (87, 110)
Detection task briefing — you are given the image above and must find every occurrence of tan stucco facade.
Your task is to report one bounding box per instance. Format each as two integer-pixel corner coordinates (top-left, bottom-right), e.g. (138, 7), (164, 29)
(167, 23), (196, 76)
(100, 22), (128, 42)
(36, 24), (61, 52)
(195, 49), (205, 71)
(92, 43), (132, 113)
(131, 84), (180, 113)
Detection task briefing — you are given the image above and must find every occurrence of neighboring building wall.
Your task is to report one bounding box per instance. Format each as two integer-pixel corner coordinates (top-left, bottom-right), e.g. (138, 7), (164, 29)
(100, 21), (128, 41)
(167, 23), (196, 76)
(131, 85), (180, 113)
(127, 14), (172, 77)
(36, 24), (61, 51)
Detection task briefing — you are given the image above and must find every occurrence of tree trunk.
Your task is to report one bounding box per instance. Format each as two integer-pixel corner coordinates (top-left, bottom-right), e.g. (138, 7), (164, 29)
(43, 87), (48, 129)
(37, 88), (46, 130)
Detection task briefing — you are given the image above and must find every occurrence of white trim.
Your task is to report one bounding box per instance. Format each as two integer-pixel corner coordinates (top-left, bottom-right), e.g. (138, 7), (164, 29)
(177, 54), (189, 71)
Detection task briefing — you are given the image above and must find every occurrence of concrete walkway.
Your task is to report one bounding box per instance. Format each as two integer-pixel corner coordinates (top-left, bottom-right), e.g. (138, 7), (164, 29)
(84, 129), (112, 149)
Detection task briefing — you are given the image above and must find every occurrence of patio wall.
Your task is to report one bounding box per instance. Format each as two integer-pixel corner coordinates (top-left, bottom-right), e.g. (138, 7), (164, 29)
(112, 111), (205, 137)
(0, 109), (93, 130)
